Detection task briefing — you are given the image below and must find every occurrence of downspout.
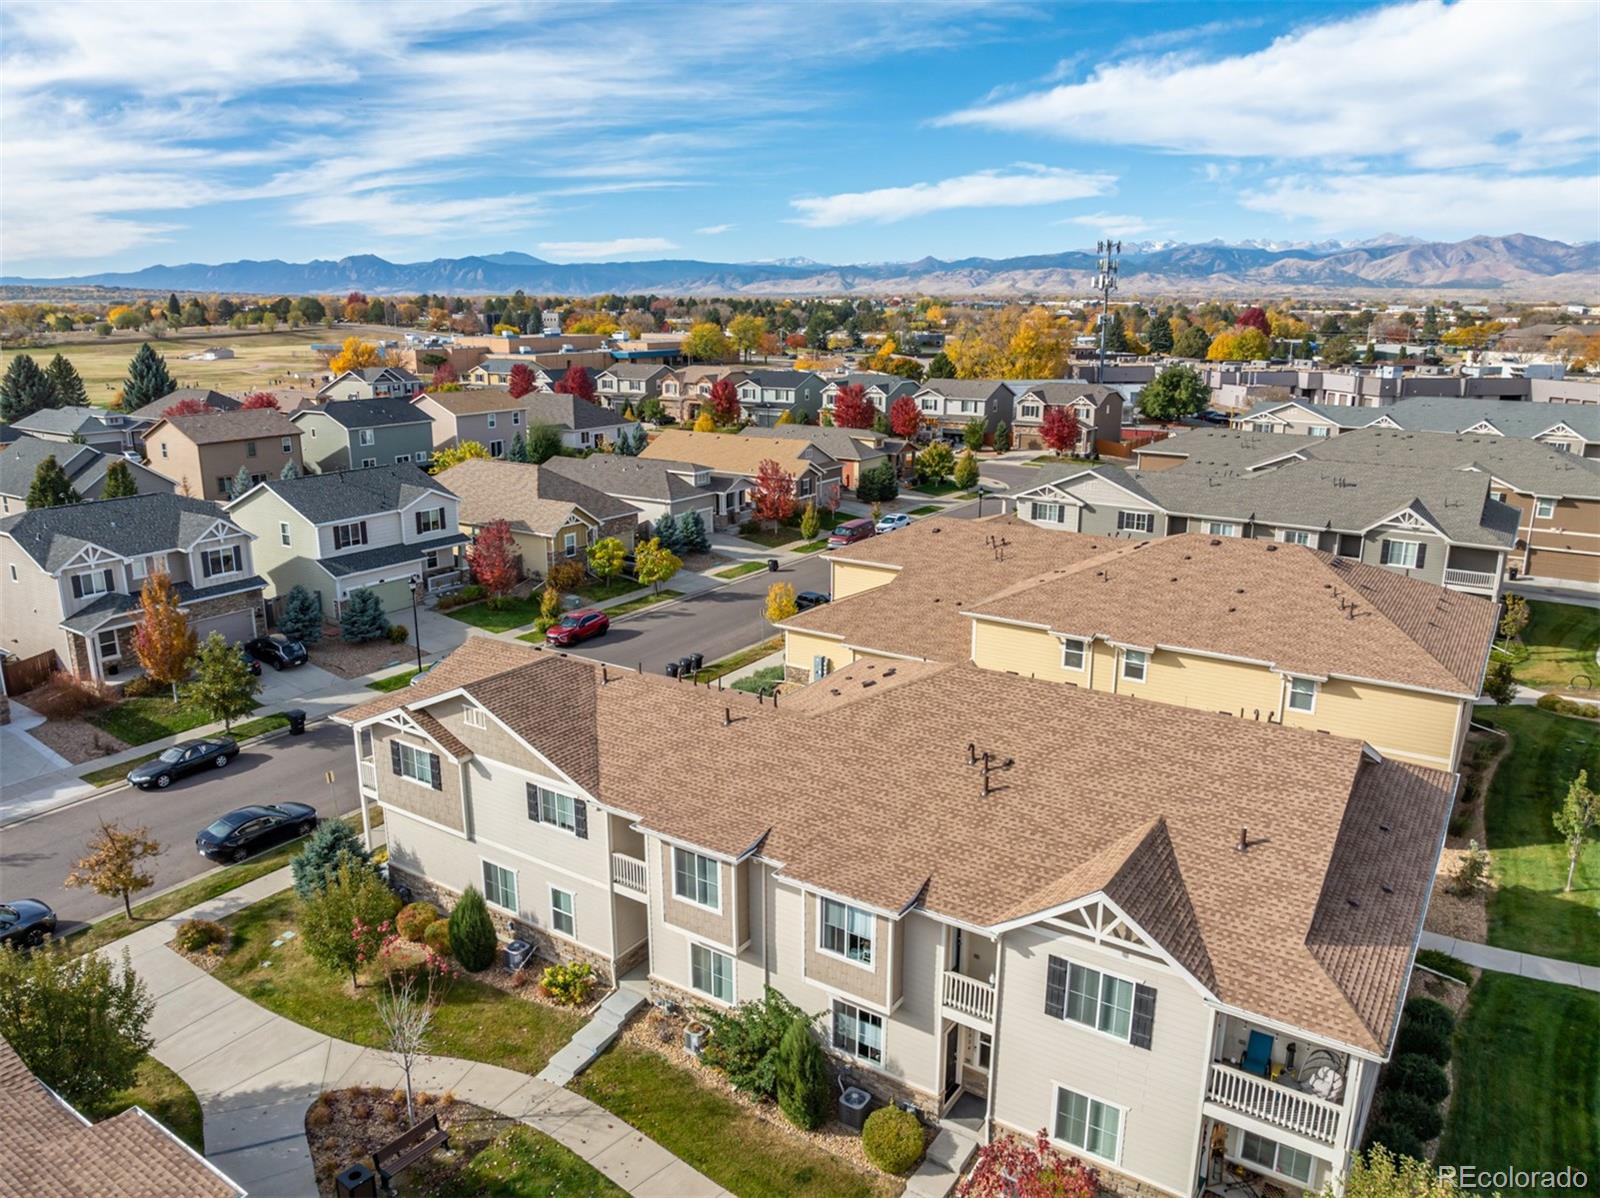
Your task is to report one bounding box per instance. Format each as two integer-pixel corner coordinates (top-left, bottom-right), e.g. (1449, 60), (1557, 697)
(981, 929), (1007, 1142)
(354, 727), (373, 852)
(761, 861), (772, 988)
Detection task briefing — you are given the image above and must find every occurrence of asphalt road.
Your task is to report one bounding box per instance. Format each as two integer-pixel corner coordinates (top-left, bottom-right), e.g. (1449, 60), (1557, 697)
(0, 722), (357, 932)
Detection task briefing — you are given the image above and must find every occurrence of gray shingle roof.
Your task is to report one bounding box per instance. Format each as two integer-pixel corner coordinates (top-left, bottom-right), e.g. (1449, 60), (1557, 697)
(743, 424), (889, 462)
(915, 379), (1009, 400)
(123, 390), (240, 422)
(57, 575), (266, 632)
(0, 437), (98, 497)
(152, 410), (302, 445)
(522, 392), (627, 431)
(293, 398), (429, 431)
(1303, 428), (1600, 499)
(742, 370), (819, 388)
(540, 454), (709, 502)
(600, 362), (669, 381)
(11, 407), (114, 436)
(1379, 396), (1600, 441)
(0, 492), (240, 571)
(1016, 382), (1118, 409)
(320, 534), (469, 578)
(248, 463), (452, 523)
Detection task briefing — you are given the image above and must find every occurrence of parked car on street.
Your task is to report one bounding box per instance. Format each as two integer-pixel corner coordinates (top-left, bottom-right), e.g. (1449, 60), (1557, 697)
(128, 736), (239, 790)
(795, 591), (831, 611)
(874, 513), (912, 533)
(545, 608), (610, 647)
(196, 802), (319, 863)
(827, 518), (876, 548)
(245, 633), (309, 670)
(0, 899), (57, 949)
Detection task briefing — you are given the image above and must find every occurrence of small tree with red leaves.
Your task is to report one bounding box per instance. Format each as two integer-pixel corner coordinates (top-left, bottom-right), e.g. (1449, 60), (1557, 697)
(1040, 405), (1081, 458)
(785, 332), (807, 351)
(430, 362), (457, 388)
(708, 377), (742, 426)
(238, 391), (280, 410)
(161, 396), (214, 417)
(345, 291), (368, 307)
(553, 364), (595, 403)
(1236, 306), (1271, 335)
(468, 519), (520, 604)
(752, 458), (797, 532)
(832, 382), (875, 429)
(507, 362), (536, 398)
(956, 1130), (1099, 1198)
(888, 393), (921, 439)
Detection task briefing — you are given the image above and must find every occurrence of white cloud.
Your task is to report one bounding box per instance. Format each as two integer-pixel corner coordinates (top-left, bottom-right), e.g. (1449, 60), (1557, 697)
(291, 192), (546, 238)
(538, 237), (679, 259)
(941, 0), (1599, 170)
(791, 166), (1114, 228)
(1056, 212), (1156, 238)
(1240, 172), (1600, 243)
(697, 224), (735, 235)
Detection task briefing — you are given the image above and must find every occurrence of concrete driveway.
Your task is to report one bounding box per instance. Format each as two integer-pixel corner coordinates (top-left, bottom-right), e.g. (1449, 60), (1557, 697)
(0, 702), (71, 791)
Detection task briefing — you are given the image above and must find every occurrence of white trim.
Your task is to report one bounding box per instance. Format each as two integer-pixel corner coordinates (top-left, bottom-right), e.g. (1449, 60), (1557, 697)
(1049, 1080), (1126, 1166)
(1047, 952), (1139, 1045)
(480, 856), (519, 914)
(549, 884), (576, 939)
(672, 845), (723, 913)
(817, 894), (877, 971)
(687, 938), (736, 1005)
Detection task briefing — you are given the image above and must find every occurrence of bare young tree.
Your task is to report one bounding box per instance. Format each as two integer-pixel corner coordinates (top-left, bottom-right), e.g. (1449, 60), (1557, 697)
(376, 971), (436, 1124)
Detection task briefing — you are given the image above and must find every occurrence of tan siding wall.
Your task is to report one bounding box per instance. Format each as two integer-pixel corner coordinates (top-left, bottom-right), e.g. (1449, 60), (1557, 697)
(832, 561), (899, 600)
(0, 540), (69, 663)
(803, 894), (890, 1008)
(993, 924), (1211, 1196)
(371, 724), (465, 832)
(659, 841), (736, 947)
(1132, 649), (1282, 714)
(1281, 680), (1462, 768)
(971, 620), (1087, 684)
(783, 631), (851, 677)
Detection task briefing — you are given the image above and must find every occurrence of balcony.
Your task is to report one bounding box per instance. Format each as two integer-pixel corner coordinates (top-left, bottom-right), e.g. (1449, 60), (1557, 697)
(941, 970), (996, 1026)
(358, 759), (376, 792)
(1442, 567), (1497, 593)
(611, 852), (647, 896)
(1205, 1062), (1343, 1146)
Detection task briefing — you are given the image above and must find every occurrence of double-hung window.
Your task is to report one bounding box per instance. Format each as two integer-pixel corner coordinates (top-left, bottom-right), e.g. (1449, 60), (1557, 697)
(333, 521), (368, 550)
(279, 522), (292, 547)
(690, 943), (733, 1003)
(1053, 1087), (1122, 1162)
(416, 507), (445, 534)
(1033, 502), (1063, 523)
(564, 532), (578, 558)
(1380, 539), (1421, 568)
(395, 742), (433, 785)
(1279, 529), (1312, 546)
(1120, 649), (1148, 684)
(1116, 511), (1154, 534)
(530, 786), (577, 833)
(1205, 521), (1240, 537)
(1239, 1131), (1313, 1185)
(673, 848), (720, 909)
(282, 437), (294, 453)
(550, 888), (575, 937)
(487, 412), (498, 429)
(1287, 677), (1318, 713)
(1058, 960), (1135, 1039)
(482, 860), (517, 912)
(832, 1000), (883, 1064)
(819, 897), (874, 965)
(1060, 638), (1087, 671)
(1535, 497), (1556, 519)
(359, 429), (375, 446)
(201, 546), (240, 578)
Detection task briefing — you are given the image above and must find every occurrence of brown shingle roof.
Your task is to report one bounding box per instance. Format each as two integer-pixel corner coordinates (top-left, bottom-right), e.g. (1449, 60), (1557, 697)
(417, 387), (527, 414)
(641, 428), (822, 475)
(339, 642), (1452, 1052)
(0, 1035), (241, 1198)
(436, 459), (639, 536)
(149, 409), (301, 445)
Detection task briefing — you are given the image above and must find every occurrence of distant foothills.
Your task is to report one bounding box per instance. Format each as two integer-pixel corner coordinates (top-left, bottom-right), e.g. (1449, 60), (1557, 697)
(4, 234), (1596, 299)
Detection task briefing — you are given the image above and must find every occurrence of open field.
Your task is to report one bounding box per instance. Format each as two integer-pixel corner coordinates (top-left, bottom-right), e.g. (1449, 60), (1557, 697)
(1, 324), (395, 405)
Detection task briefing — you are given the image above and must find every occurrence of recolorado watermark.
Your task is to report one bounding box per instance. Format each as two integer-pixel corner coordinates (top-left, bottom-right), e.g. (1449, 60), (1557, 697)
(1438, 1164), (1590, 1192)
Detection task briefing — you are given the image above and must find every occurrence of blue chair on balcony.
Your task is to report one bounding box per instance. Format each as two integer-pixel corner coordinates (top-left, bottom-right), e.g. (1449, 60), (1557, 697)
(1241, 1030), (1274, 1078)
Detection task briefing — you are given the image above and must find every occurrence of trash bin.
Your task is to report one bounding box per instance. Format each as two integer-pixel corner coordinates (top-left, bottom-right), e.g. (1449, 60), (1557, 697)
(335, 1163), (379, 1198)
(688, 652), (704, 672)
(505, 939), (534, 973)
(286, 709), (307, 735)
(678, 656), (694, 679)
(665, 661), (680, 678)
(767, 558), (779, 572)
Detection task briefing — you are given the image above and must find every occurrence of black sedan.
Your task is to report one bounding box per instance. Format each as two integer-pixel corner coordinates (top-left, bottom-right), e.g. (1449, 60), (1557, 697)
(197, 803), (319, 863)
(795, 591), (831, 611)
(128, 736), (239, 790)
(245, 633), (308, 669)
(0, 899), (56, 949)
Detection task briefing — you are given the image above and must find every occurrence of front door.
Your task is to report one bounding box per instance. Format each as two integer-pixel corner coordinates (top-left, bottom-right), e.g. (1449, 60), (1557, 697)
(943, 1023), (961, 1104)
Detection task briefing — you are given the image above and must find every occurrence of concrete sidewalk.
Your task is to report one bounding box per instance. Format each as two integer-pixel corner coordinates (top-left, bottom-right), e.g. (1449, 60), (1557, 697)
(102, 867), (728, 1198)
(1419, 931), (1600, 992)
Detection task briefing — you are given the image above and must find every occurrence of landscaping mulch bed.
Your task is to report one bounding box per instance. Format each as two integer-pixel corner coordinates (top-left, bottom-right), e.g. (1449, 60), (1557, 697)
(1424, 729), (1502, 944)
(471, 956), (609, 1019)
(613, 1003), (927, 1184)
(27, 716), (128, 764)
(306, 1087), (495, 1197)
(310, 627), (424, 679)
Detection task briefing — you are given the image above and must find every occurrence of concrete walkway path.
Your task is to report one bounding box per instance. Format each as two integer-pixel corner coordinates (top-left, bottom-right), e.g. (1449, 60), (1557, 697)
(1419, 931), (1600, 992)
(100, 867), (728, 1198)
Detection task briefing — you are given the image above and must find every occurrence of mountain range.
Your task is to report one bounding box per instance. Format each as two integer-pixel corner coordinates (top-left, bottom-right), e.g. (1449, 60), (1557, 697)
(5, 235), (1595, 298)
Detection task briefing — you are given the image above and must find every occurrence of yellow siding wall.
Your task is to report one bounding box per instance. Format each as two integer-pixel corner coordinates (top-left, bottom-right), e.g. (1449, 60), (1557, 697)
(1133, 648), (1283, 715)
(1283, 679), (1462, 769)
(784, 630), (850, 676)
(832, 561), (899, 600)
(970, 620), (1087, 684)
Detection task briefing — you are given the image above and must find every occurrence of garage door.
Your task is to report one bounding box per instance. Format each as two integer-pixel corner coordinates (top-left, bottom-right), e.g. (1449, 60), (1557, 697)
(346, 579), (413, 619)
(191, 607), (256, 646)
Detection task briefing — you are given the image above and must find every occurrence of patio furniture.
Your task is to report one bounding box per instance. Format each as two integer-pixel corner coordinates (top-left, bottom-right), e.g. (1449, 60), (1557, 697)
(1241, 1030), (1274, 1078)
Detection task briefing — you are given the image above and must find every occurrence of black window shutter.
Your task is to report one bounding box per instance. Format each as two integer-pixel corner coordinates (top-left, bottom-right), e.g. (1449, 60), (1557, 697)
(1414, 543), (1427, 570)
(389, 740), (402, 775)
(415, 511), (423, 535)
(1044, 956), (1069, 1020)
(71, 574), (83, 599)
(574, 799), (588, 840)
(103, 569), (114, 592)
(428, 753), (442, 790)
(526, 783), (541, 822)
(1130, 984), (1157, 1050)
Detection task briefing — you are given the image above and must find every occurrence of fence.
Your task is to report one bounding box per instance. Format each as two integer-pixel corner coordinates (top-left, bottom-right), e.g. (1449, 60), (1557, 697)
(2, 650), (58, 696)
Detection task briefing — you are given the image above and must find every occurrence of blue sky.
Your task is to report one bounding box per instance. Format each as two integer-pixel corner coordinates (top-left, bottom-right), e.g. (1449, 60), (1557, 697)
(2, 0), (1595, 275)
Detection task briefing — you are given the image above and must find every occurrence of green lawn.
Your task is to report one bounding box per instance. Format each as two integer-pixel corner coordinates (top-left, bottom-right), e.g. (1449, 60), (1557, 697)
(904, 479), (964, 496)
(83, 1056), (205, 1152)
(574, 1043), (898, 1198)
(715, 561), (769, 581)
(406, 1125), (627, 1198)
(738, 525), (807, 549)
(88, 694), (259, 746)
(367, 668), (422, 692)
(1477, 705), (1600, 964)
(693, 637), (783, 684)
(573, 575), (643, 603)
(790, 540), (829, 554)
(78, 713), (290, 785)
(1498, 600), (1600, 694)
(605, 589), (681, 617)
(907, 505), (941, 516)
(445, 595), (544, 633)
(212, 891), (582, 1075)
(1026, 454), (1097, 468)
(1437, 974), (1599, 1183)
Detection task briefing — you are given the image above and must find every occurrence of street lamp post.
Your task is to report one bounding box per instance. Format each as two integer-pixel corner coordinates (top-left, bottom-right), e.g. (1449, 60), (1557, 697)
(407, 576), (424, 673)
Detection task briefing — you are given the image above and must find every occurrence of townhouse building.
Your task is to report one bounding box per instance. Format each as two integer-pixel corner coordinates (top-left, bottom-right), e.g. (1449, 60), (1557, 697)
(10, 406), (139, 455)
(315, 366), (423, 402)
(818, 372), (919, 418)
(1236, 396), (1600, 458)
(911, 380), (1013, 445)
(336, 636), (1452, 1198)
(1011, 383), (1123, 454)
(779, 516), (1494, 772)
(0, 437), (173, 514)
(734, 370), (825, 427)
(142, 410), (304, 500)
(0, 493), (265, 679)
(411, 388), (530, 458)
(290, 399), (436, 472)
(594, 363), (671, 411)
(640, 429), (844, 520)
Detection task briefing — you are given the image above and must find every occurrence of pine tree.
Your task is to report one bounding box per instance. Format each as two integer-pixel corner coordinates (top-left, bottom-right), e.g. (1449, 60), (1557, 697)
(448, 885), (499, 972)
(339, 588), (389, 643)
(26, 455), (82, 508)
(44, 354), (86, 407)
(653, 512), (680, 552)
(291, 819), (373, 900)
(776, 1014), (830, 1131)
(1, 353), (57, 422)
(101, 459), (138, 499)
(993, 420), (1012, 453)
(278, 585), (324, 644)
(279, 460), (301, 480)
(927, 351), (956, 378)
(1146, 315), (1174, 354)
(527, 424), (562, 465)
(507, 430), (528, 462)
(122, 343), (177, 409)
(230, 464), (252, 498)
(677, 509), (710, 554)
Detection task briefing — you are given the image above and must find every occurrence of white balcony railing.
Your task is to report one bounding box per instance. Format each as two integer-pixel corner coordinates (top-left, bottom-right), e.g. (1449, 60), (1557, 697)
(1443, 567), (1497, 591)
(358, 759), (376, 791)
(1205, 1062), (1342, 1145)
(611, 853), (648, 895)
(941, 970), (997, 1025)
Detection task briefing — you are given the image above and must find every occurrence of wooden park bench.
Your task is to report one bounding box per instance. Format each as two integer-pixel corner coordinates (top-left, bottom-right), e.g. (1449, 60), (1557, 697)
(371, 1112), (449, 1192)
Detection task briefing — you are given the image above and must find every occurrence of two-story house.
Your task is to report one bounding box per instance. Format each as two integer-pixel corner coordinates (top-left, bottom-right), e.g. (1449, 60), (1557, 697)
(910, 380), (1013, 445)
(593, 363), (671, 411)
(227, 464), (467, 622)
(10, 406), (139, 455)
(746, 425), (899, 490)
(291, 399), (437, 472)
(639, 429), (844, 522)
(539, 454), (718, 534)
(0, 493), (265, 680)
(659, 367), (746, 424)
(121, 389), (241, 437)
(734, 370), (825, 427)
(316, 366), (423, 403)
(1010, 383), (1122, 454)
(0, 437), (173, 514)
(819, 372), (920, 419)
(521, 392), (640, 453)
(411, 389), (529, 458)
(435, 459), (641, 582)
(142, 410), (304, 500)
(336, 637), (1451, 1198)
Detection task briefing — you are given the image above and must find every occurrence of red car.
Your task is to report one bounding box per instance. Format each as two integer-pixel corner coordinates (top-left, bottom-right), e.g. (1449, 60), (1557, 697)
(827, 517), (876, 548)
(545, 608), (610, 646)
